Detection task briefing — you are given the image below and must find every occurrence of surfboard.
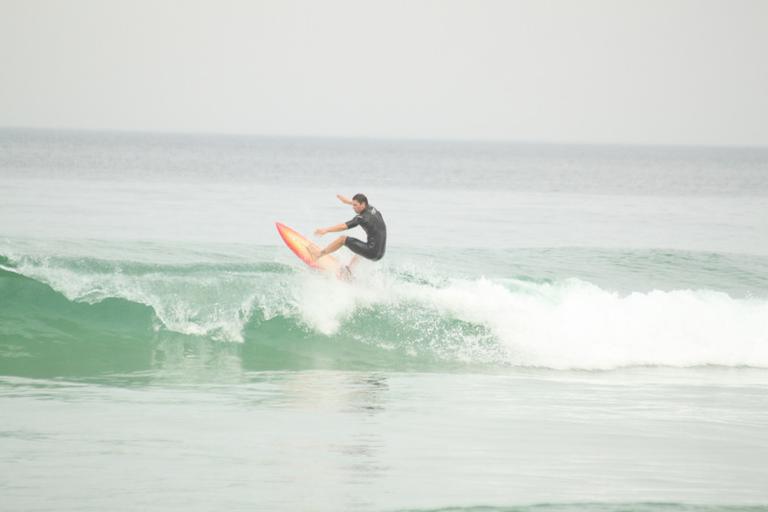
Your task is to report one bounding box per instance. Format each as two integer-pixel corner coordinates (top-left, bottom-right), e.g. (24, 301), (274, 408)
(275, 222), (345, 276)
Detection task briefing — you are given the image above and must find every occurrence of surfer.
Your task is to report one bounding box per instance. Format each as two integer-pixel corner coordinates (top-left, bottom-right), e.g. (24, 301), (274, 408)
(308, 193), (386, 271)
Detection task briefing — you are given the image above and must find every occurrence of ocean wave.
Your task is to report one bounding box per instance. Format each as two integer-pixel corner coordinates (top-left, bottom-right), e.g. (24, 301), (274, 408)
(1, 251), (767, 377)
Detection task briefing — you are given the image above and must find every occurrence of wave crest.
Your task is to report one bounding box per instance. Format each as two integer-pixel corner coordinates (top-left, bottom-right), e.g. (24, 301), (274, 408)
(1, 252), (767, 371)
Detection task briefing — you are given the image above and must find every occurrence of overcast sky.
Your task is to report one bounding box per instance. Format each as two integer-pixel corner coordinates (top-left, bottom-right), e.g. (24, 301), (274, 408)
(2, 0), (767, 145)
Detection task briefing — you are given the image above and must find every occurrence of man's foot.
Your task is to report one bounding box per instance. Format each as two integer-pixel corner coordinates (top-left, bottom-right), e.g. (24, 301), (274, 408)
(307, 245), (322, 260)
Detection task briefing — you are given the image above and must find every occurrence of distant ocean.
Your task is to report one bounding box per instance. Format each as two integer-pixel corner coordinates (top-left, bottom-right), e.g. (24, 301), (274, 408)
(1, 128), (767, 511)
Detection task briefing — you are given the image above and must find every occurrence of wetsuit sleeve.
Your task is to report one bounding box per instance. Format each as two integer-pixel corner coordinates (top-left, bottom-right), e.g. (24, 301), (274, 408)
(345, 216), (362, 229)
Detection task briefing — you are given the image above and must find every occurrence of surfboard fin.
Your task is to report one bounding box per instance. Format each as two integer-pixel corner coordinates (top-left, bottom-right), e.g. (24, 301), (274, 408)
(338, 265), (353, 281)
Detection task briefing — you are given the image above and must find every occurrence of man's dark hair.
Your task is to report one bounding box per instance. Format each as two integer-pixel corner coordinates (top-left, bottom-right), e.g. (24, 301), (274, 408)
(352, 193), (368, 206)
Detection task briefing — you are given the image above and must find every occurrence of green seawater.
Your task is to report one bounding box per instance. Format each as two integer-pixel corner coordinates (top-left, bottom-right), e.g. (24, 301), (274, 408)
(2, 130), (768, 511)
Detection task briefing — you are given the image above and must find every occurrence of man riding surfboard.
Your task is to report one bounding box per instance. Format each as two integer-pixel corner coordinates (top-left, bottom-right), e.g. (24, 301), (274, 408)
(308, 193), (387, 274)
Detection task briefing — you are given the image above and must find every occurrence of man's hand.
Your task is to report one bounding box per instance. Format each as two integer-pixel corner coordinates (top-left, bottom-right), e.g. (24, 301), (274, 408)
(337, 194), (352, 205)
(314, 227), (327, 236)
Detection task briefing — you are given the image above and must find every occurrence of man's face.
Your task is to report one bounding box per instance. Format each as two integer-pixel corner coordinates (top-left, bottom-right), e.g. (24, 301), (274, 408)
(352, 200), (366, 214)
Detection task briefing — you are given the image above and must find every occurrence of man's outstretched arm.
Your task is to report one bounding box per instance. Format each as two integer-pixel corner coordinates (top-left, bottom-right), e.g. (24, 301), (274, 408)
(315, 223), (348, 236)
(336, 194), (353, 205)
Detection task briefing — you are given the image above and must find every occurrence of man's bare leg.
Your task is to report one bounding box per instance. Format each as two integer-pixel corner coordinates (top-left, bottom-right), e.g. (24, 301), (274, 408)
(308, 236), (346, 260)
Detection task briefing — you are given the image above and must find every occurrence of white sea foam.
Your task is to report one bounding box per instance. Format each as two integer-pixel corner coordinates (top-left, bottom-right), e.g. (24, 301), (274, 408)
(428, 277), (767, 369)
(292, 269), (768, 369)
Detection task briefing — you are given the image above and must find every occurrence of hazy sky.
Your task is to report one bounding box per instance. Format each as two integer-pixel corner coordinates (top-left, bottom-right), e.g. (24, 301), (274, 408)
(2, 0), (767, 145)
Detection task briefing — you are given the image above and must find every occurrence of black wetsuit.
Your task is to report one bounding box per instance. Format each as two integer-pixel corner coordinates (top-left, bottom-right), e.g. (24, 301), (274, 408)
(344, 205), (387, 261)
